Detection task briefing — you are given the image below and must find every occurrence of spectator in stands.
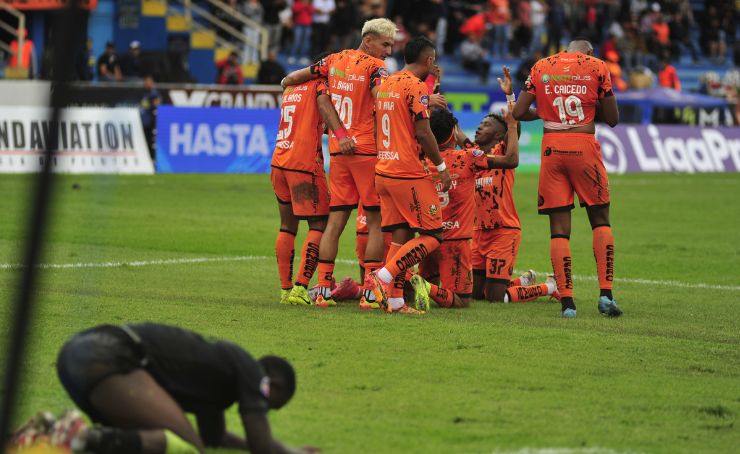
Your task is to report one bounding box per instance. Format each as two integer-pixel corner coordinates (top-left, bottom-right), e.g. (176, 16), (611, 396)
(9, 28), (36, 79)
(701, 5), (727, 64)
(261, 0), (287, 54)
(76, 37), (95, 81)
(119, 40), (143, 81)
(514, 49), (541, 89)
(529, 0), (547, 54)
(312, 0), (335, 58)
(651, 13), (670, 59)
(257, 50), (286, 84)
(242, 0), (264, 63)
(139, 75), (161, 159)
(669, 1), (698, 64)
(657, 55), (681, 91)
(364, 0), (384, 21)
(216, 51), (244, 85)
(545, 0), (565, 55)
(414, 0), (444, 42)
(460, 32), (491, 84)
(489, 0), (511, 58)
(97, 41), (122, 82)
(392, 15), (410, 61)
(213, 0), (244, 44)
(605, 50), (628, 92)
(511, 0), (533, 57)
(289, 0), (313, 64)
(329, 0), (359, 52)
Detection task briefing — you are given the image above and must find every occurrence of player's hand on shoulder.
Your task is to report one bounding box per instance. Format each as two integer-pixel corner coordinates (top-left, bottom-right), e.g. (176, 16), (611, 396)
(339, 137), (355, 155)
(429, 94), (447, 109)
(497, 66), (513, 96)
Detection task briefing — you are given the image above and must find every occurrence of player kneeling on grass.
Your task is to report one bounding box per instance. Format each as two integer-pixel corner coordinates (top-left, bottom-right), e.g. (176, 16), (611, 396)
(54, 323), (318, 454)
(271, 53), (352, 307)
(466, 93), (558, 304)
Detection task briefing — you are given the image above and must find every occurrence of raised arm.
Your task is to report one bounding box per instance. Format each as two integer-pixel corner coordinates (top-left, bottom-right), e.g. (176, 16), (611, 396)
(486, 102), (520, 169)
(512, 91), (539, 121)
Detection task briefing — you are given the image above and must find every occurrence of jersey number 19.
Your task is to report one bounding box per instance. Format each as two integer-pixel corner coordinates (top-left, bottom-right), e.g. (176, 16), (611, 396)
(552, 95), (585, 124)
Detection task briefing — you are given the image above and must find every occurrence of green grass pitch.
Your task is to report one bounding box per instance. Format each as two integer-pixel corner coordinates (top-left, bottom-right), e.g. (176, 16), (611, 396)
(0, 173), (738, 454)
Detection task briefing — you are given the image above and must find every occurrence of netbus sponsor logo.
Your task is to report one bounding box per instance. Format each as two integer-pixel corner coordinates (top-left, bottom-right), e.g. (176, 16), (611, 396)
(597, 125), (740, 174)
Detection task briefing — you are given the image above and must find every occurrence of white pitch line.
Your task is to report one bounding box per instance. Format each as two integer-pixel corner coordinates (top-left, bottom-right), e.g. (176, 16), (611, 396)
(489, 449), (644, 454)
(1, 255), (738, 292)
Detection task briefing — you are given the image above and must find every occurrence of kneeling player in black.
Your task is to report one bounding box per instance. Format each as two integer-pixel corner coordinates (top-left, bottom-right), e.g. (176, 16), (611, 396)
(56, 323), (318, 454)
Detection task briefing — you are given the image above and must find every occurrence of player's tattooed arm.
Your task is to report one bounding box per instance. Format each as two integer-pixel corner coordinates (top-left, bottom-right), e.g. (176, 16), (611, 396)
(317, 93), (355, 154)
(281, 67), (315, 88)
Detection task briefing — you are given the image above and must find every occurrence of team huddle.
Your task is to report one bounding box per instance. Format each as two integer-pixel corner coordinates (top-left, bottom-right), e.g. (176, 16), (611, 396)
(271, 18), (623, 318)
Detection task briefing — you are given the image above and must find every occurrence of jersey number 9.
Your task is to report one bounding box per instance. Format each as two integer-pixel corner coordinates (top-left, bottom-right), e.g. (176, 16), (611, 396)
(552, 95), (585, 125)
(381, 113), (391, 149)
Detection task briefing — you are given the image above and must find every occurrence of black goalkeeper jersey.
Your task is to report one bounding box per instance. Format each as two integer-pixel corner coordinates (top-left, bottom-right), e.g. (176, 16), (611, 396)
(127, 323), (270, 416)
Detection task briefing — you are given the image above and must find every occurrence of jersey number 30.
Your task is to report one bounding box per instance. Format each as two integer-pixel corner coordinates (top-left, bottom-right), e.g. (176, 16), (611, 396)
(331, 94), (353, 129)
(552, 95), (585, 124)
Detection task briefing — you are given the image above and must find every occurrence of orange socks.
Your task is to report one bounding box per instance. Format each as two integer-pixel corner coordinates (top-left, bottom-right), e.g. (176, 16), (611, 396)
(295, 229), (322, 288)
(276, 230), (296, 290)
(550, 235), (573, 299)
(380, 236), (440, 282)
(506, 284), (550, 302)
(429, 283), (454, 308)
(592, 225), (614, 291)
(355, 233), (368, 269)
(316, 260), (335, 291)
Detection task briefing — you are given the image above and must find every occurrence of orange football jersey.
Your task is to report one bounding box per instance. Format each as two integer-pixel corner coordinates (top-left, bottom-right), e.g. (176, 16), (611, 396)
(426, 146), (489, 240)
(474, 142), (520, 230)
(271, 78), (328, 172)
(374, 70), (431, 179)
(310, 49), (388, 155)
(525, 51), (613, 128)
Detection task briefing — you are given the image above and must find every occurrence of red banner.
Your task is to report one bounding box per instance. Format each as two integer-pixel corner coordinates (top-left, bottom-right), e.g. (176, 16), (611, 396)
(2, 0), (98, 10)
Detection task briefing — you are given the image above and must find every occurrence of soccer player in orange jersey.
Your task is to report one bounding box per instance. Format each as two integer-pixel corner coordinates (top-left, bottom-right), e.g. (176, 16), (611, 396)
(513, 40), (622, 318)
(411, 106), (558, 309)
(271, 55), (348, 306)
(281, 18), (396, 308)
(468, 106), (559, 304)
(367, 36), (452, 314)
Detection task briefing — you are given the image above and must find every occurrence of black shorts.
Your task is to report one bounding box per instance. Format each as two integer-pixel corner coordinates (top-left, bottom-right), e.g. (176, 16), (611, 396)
(56, 325), (146, 423)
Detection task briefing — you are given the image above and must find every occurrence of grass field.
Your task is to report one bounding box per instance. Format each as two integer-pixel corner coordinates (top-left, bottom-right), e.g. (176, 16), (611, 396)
(1, 173), (738, 454)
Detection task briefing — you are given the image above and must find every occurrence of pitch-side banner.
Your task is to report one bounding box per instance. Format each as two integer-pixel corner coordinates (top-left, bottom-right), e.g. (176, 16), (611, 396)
(596, 125), (740, 173)
(0, 107), (154, 174)
(156, 106), (279, 173)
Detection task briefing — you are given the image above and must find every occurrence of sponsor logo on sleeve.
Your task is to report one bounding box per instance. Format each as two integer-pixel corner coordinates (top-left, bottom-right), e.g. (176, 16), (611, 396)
(420, 95), (429, 106)
(472, 148), (484, 157)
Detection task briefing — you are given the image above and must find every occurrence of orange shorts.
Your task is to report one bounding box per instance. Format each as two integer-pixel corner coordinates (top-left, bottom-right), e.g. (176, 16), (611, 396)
(538, 133), (610, 214)
(419, 239), (473, 297)
(271, 166), (329, 219)
(375, 174), (443, 235)
(472, 228), (521, 283)
(329, 155), (380, 211)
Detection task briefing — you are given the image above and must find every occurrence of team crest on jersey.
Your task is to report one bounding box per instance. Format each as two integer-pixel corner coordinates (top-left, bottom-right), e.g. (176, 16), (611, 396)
(472, 148), (484, 157)
(420, 95), (429, 106)
(260, 376), (271, 398)
(541, 74), (550, 84)
(429, 204), (438, 216)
